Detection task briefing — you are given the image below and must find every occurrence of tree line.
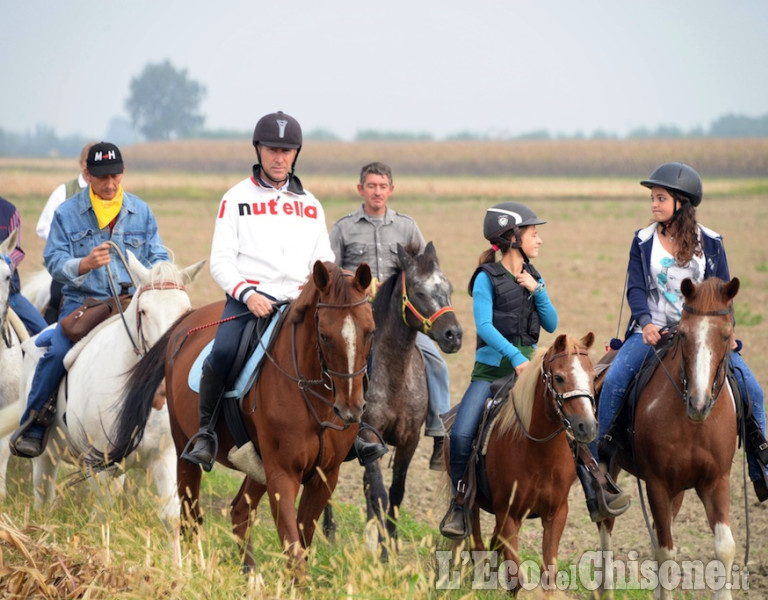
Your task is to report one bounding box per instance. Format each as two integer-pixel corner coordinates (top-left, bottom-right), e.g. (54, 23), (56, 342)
(2, 60), (767, 157)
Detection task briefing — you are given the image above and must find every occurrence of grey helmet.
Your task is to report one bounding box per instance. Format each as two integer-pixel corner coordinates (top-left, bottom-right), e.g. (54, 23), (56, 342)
(252, 111), (302, 150)
(483, 202), (546, 250)
(640, 162), (702, 206)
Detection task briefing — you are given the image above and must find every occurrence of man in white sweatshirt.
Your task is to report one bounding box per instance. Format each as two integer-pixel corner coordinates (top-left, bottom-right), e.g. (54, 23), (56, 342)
(182, 111), (336, 470)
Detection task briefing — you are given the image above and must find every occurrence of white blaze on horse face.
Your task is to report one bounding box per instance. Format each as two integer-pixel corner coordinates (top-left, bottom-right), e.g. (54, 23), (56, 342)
(569, 358), (594, 414)
(341, 314), (356, 397)
(691, 319), (715, 410)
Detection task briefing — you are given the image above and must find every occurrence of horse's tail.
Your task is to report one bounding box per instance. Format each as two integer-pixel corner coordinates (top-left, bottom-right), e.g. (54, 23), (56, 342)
(82, 323), (175, 470)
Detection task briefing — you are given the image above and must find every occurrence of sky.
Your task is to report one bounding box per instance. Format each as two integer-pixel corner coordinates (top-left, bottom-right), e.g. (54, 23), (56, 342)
(1, 0), (767, 141)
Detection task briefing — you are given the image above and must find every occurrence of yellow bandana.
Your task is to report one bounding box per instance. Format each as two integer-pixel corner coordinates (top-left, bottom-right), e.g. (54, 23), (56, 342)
(90, 185), (124, 229)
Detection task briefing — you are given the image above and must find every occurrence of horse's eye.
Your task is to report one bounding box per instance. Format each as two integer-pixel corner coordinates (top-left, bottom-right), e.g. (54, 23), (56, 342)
(554, 374), (565, 386)
(318, 332), (329, 344)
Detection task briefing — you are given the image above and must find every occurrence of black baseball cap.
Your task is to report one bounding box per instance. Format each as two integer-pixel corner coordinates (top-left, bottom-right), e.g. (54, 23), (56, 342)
(86, 142), (124, 176)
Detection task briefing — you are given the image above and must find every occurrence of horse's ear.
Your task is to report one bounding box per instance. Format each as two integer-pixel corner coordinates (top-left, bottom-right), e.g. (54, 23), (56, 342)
(181, 259), (207, 285)
(396, 243), (407, 266)
(127, 251), (150, 284)
(0, 228), (18, 256)
(725, 277), (740, 300)
(354, 262), (372, 292)
(552, 334), (567, 353)
(581, 332), (595, 350)
(424, 241), (438, 263)
(313, 260), (331, 292)
(680, 278), (696, 300)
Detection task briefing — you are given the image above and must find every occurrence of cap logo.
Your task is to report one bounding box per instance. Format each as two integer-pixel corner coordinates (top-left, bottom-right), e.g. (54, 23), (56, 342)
(276, 119), (288, 138)
(498, 215), (509, 227)
(94, 150), (116, 162)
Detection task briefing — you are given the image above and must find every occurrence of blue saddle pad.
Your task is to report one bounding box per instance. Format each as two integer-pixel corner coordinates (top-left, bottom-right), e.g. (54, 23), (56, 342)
(188, 304), (286, 399)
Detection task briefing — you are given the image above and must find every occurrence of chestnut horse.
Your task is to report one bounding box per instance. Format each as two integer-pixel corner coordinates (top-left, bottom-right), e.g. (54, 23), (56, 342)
(597, 277), (739, 600)
(456, 332), (598, 594)
(87, 261), (375, 572)
(323, 242), (463, 557)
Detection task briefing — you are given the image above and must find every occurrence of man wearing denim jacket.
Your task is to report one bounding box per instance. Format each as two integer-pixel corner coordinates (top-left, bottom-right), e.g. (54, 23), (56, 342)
(11, 142), (169, 458)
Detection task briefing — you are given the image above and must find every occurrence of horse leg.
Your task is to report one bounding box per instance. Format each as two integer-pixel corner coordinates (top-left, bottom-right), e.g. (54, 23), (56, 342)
(296, 469), (339, 550)
(363, 459), (389, 559)
(177, 457), (203, 536)
(470, 509), (485, 551)
(540, 504), (568, 592)
(149, 448), (182, 527)
(491, 515), (522, 594)
(645, 479), (677, 600)
(321, 503), (336, 544)
(31, 447), (59, 509)
(266, 472), (305, 574)
(0, 434), (11, 499)
(386, 442), (417, 544)
(230, 476), (266, 571)
(698, 477), (735, 600)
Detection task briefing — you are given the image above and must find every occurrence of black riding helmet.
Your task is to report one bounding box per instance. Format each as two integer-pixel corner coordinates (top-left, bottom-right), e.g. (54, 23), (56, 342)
(483, 202), (546, 253)
(640, 162), (703, 207)
(252, 111), (303, 183)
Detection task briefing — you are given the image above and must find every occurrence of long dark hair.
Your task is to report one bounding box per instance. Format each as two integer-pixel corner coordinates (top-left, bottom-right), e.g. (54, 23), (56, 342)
(670, 192), (702, 265)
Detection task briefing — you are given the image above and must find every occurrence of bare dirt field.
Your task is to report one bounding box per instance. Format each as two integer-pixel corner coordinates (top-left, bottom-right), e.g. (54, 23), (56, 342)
(4, 156), (768, 597)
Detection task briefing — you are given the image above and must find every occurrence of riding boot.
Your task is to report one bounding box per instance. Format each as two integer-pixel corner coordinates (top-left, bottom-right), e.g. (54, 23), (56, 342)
(429, 436), (445, 471)
(9, 393), (58, 459)
(743, 413), (768, 502)
(181, 362), (226, 472)
(344, 435), (389, 465)
(576, 443), (630, 522)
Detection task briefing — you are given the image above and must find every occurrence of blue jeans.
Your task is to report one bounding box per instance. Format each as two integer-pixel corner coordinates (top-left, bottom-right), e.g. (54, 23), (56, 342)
(10, 291), (47, 336)
(449, 380), (492, 491)
(731, 351), (767, 482)
(19, 299), (80, 439)
(594, 332), (767, 482)
(417, 332), (451, 437)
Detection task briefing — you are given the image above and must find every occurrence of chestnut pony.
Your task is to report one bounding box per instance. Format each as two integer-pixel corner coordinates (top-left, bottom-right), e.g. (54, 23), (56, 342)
(89, 261), (375, 572)
(457, 332), (598, 594)
(597, 277), (739, 600)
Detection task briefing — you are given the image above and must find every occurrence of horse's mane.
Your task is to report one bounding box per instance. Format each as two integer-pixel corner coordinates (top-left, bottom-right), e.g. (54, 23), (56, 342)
(288, 261), (357, 324)
(143, 260), (185, 287)
(494, 335), (584, 438)
(686, 277), (726, 311)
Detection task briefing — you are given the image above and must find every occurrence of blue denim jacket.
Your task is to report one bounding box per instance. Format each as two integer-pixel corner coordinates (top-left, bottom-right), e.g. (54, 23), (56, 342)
(44, 186), (169, 304)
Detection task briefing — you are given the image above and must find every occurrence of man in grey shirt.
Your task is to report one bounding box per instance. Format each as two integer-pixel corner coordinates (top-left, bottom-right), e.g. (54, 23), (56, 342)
(330, 162), (451, 470)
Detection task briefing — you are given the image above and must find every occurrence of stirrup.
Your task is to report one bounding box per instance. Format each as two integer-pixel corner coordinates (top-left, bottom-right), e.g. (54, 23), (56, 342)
(439, 499), (470, 540)
(181, 430), (219, 472)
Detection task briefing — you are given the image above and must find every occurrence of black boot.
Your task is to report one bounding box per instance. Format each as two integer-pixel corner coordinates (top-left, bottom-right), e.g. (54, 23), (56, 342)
(440, 498), (470, 540)
(743, 413), (768, 502)
(429, 436), (445, 471)
(576, 445), (630, 522)
(181, 362), (226, 472)
(345, 435), (388, 465)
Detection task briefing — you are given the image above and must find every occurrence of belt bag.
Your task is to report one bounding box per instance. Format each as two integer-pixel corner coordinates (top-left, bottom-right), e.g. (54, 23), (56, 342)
(59, 295), (132, 343)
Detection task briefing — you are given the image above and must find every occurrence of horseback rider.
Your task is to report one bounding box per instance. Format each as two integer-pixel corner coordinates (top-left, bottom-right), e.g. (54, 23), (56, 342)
(329, 162), (452, 469)
(596, 162), (768, 502)
(10, 142), (170, 458)
(182, 110), (337, 471)
(440, 202), (630, 539)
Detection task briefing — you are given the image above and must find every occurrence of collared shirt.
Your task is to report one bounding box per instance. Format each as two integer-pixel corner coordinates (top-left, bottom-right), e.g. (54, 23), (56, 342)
(329, 205), (425, 281)
(37, 173), (87, 240)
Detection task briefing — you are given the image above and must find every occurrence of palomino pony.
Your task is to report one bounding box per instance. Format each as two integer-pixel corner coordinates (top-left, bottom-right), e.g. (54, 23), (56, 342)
(0, 230), (25, 498)
(88, 261), (375, 572)
(458, 333), (598, 594)
(597, 277), (739, 600)
(0, 253), (206, 523)
(323, 242), (462, 557)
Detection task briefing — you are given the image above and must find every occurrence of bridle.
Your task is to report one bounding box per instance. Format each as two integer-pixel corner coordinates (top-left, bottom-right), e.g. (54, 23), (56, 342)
(129, 281), (188, 356)
(513, 348), (595, 443)
(400, 270), (454, 334)
(656, 302), (733, 408)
